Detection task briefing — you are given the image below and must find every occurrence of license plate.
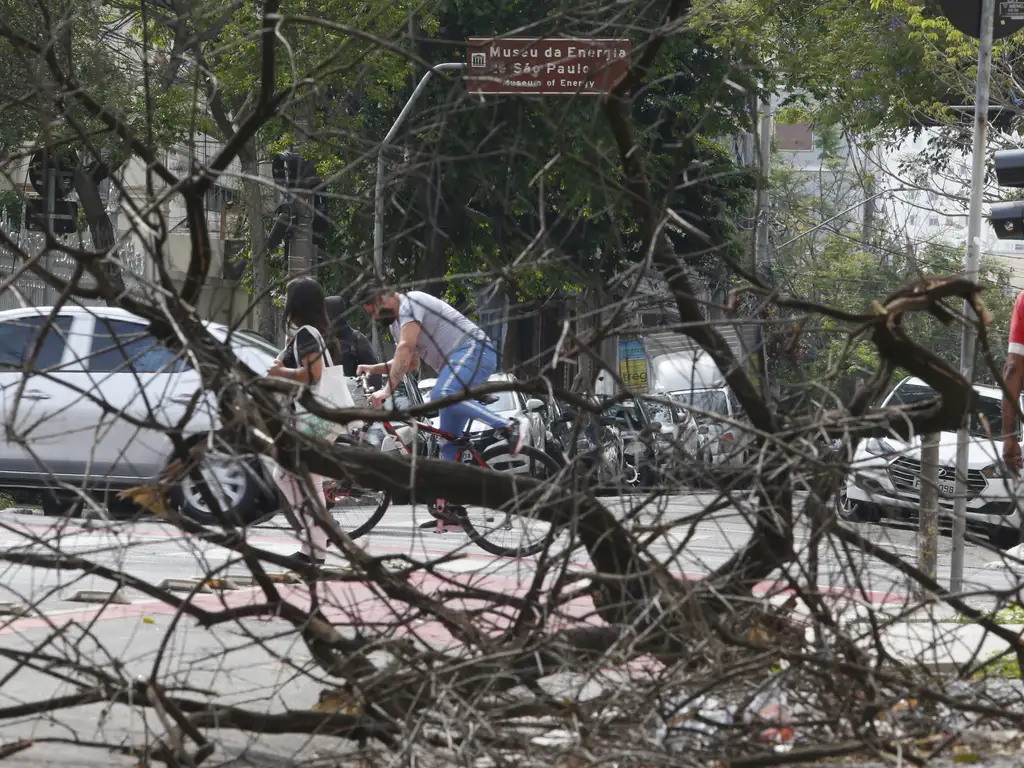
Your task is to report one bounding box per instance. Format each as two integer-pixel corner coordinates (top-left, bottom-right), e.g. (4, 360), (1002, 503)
(912, 475), (957, 497)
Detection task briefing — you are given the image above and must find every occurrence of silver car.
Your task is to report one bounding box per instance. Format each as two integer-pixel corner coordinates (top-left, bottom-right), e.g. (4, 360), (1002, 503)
(0, 305), (280, 519)
(840, 375), (1024, 548)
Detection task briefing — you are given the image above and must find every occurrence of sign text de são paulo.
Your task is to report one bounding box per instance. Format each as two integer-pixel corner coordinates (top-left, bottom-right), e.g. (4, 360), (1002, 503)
(466, 38), (632, 95)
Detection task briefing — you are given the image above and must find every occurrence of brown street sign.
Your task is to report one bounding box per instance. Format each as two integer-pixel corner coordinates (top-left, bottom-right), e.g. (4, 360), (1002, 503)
(466, 37), (632, 95)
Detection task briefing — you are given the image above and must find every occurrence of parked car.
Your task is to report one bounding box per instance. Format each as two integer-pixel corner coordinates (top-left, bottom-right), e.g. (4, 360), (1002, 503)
(412, 376), (440, 427)
(643, 396), (702, 457)
(0, 305), (282, 520)
(600, 397), (664, 488)
(641, 395), (705, 486)
(463, 372), (547, 475)
(669, 386), (751, 470)
(840, 375), (1023, 548)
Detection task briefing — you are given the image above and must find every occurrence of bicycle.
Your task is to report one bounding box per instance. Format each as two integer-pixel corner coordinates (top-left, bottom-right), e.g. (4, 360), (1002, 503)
(321, 375), (562, 557)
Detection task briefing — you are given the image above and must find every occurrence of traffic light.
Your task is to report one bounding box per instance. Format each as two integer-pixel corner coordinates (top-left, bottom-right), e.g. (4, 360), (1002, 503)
(988, 150), (1024, 239)
(272, 151), (318, 189)
(989, 201), (1024, 239)
(995, 149), (1024, 187)
(28, 149), (77, 200)
(24, 199), (78, 234)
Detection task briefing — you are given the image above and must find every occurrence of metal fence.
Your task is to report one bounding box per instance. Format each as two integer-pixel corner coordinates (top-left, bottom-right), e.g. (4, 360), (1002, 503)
(0, 208), (148, 310)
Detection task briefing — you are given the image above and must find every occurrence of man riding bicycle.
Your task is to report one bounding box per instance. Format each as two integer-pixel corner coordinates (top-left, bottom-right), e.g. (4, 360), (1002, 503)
(353, 284), (528, 464)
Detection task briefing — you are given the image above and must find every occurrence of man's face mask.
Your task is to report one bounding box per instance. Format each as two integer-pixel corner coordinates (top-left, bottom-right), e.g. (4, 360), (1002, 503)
(374, 303), (398, 326)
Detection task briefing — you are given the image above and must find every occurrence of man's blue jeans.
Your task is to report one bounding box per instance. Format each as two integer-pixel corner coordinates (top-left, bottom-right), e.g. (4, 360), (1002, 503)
(431, 342), (508, 461)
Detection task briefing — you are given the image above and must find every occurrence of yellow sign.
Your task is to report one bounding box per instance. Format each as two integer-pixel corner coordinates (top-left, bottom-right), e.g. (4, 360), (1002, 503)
(619, 338), (648, 393)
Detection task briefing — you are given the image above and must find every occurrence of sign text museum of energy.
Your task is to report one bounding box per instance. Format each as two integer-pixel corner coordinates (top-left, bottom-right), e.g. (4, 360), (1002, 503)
(466, 38), (632, 95)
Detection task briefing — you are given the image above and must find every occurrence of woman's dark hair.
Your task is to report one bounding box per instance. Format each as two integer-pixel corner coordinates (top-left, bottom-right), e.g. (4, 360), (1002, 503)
(283, 277), (340, 359)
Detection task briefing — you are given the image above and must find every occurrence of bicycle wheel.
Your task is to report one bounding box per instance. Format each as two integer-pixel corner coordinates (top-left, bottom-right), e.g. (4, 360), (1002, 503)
(460, 443), (563, 557)
(323, 435), (392, 540)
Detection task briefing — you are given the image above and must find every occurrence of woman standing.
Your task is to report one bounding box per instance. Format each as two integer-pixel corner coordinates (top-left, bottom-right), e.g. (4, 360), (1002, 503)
(267, 277), (339, 566)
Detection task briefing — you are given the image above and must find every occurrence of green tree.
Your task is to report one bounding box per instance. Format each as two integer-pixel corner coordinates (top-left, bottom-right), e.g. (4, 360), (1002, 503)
(326, 2), (760, 339)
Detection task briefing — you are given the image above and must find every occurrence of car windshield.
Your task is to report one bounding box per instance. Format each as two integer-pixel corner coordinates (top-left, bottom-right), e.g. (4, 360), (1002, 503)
(488, 390), (520, 413)
(605, 401), (645, 430)
(671, 390), (728, 421)
(887, 381), (1011, 440)
(645, 401), (674, 425)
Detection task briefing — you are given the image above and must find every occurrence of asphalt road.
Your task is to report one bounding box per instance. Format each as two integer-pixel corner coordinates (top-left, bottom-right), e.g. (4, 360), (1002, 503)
(0, 490), (1020, 619)
(0, 490), (1021, 765)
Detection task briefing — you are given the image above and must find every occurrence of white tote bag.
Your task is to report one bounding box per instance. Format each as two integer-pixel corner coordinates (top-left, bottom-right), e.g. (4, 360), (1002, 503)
(291, 325), (361, 439)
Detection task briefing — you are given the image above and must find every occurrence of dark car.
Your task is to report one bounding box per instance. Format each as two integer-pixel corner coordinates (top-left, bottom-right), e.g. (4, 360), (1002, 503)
(542, 396), (594, 465)
(601, 397), (664, 488)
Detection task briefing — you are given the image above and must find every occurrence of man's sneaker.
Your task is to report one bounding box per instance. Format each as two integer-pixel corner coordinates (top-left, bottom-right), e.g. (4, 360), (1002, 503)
(504, 415), (529, 456)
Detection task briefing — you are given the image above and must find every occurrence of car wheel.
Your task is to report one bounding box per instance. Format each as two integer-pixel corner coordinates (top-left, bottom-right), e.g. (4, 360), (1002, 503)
(41, 490), (83, 518)
(169, 437), (274, 527)
(990, 525), (1021, 551)
(836, 487), (880, 523)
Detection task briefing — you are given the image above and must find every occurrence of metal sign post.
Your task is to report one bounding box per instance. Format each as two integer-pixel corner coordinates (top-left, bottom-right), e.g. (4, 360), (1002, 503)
(951, 0), (996, 593)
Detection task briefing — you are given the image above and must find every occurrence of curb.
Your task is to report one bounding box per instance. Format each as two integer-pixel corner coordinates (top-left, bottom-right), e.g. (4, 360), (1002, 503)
(0, 507), (43, 517)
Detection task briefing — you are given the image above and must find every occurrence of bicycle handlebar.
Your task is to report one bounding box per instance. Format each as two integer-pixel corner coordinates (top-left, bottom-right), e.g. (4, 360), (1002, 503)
(354, 373), (376, 397)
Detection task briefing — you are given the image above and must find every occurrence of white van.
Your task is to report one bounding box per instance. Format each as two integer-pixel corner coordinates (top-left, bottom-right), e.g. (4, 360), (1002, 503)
(649, 351), (749, 468)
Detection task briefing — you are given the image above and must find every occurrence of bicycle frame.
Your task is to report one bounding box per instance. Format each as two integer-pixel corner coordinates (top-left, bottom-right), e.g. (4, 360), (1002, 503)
(376, 418), (490, 468)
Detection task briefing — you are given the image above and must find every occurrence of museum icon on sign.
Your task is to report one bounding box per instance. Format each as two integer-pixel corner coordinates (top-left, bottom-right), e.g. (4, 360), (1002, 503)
(471, 52), (486, 68)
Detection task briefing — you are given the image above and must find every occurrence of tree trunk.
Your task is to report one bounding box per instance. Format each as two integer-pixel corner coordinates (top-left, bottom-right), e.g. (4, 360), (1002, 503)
(73, 167), (125, 303)
(240, 153), (273, 340)
(573, 289), (605, 395)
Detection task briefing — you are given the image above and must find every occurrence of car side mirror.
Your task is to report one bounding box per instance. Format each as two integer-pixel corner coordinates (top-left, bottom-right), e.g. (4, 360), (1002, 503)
(525, 398), (545, 412)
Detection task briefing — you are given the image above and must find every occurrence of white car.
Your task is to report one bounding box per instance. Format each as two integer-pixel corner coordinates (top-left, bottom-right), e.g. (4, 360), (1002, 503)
(668, 386), (750, 468)
(416, 377), (440, 427)
(841, 375), (1023, 547)
(0, 305), (281, 520)
(458, 373), (546, 474)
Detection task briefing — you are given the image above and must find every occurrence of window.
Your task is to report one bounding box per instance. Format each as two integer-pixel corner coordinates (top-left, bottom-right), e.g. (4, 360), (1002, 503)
(88, 319), (186, 374)
(208, 326), (280, 360)
(908, 215), (917, 226)
(888, 381), (1014, 439)
(205, 184), (235, 213)
(488, 391), (521, 413)
(605, 401), (646, 430)
(775, 122), (814, 151)
(928, 216), (940, 227)
(0, 315), (73, 370)
(672, 390), (729, 422)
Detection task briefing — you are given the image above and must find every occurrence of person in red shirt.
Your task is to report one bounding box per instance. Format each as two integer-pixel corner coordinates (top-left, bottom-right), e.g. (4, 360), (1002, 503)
(1003, 290), (1024, 476)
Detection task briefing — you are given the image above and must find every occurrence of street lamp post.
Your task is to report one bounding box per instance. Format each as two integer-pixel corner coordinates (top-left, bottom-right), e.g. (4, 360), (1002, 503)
(372, 61), (466, 356)
(951, 0), (996, 594)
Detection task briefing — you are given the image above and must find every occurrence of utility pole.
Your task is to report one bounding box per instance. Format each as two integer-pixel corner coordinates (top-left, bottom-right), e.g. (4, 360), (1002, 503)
(754, 95), (772, 275)
(289, 105), (316, 278)
(753, 93), (773, 401)
(918, 433), (940, 598)
(45, 164), (56, 258)
(951, 0), (995, 593)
